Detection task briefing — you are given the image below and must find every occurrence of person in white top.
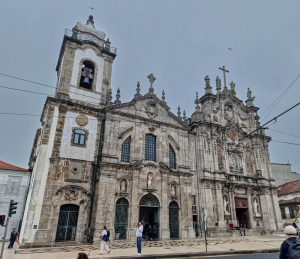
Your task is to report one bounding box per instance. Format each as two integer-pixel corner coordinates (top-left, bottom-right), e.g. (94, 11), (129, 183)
(100, 226), (111, 255)
(134, 222), (143, 256)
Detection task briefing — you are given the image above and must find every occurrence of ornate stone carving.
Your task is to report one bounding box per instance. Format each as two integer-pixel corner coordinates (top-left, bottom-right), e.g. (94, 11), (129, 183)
(145, 101), (159, 120)
(253, 197), (261, 217)
(147, 173), (153, 188)
(235, 198), (248, 208)
(223, 195), (230, 215)
(245, 151), (254, 176)
(224, 103), (234, 121)
(234, 187), (246, 195)
(171, 185), (176, 196)
(120, 179), (127, 192)
(57, 185), (87, 201)
(76, 115), (88, 126)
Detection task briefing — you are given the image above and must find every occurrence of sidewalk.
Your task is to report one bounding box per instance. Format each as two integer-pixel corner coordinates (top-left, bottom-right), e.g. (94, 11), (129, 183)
(6, 235), (285, 259)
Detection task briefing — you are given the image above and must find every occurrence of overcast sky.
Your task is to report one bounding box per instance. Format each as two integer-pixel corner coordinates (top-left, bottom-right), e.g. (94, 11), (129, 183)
(1, 0), (300, 172)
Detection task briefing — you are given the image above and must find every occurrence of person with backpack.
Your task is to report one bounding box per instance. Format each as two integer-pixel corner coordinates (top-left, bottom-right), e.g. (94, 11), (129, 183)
(279, 225), (300, 259)
(99, 226), (111, 255)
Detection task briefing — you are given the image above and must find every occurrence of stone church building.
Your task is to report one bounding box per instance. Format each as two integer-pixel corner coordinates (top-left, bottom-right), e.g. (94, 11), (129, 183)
(20, 16), (282, 245)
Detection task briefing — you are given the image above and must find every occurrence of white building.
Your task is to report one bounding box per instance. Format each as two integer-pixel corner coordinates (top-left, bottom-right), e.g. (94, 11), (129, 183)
(0, 160), (30, 239)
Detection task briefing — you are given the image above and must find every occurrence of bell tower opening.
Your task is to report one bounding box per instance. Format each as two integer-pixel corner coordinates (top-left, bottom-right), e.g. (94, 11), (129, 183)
(80, 60), (95, 90)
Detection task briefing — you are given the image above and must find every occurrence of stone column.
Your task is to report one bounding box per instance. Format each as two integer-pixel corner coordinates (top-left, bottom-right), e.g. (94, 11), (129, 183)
(160, 172), (170, 239)
(229, 190), (236, 223)
(215, 185), (225, 227)
(247, 193), (254, 229)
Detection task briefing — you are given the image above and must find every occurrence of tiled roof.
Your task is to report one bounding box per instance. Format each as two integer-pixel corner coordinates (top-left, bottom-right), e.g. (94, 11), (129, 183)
(277, 179), (300, 196)
(0, 160), (27, 172)
(279, 197), (300, 205)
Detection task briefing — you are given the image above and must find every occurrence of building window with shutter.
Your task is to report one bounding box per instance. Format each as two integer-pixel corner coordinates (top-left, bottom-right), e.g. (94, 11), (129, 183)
(121, 136), (131, 163)
(145, 134), (156, 162)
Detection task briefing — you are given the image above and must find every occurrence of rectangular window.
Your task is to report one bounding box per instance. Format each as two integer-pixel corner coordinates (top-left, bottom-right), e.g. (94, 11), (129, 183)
(289, 206), (295, 218)
(121, 136), (131, 163)
(192, 206), (197, 215)
(189, 160), (195, 171)
(5, 177), (21, 197)
(145, 134), (156, 162)
(280, 208), (286, 219)
(192, 195), (196, 205)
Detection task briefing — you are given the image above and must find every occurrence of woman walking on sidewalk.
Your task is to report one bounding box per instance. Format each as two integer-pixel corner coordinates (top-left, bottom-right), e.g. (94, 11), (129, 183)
(8, 228), (18, 249)
(100, 226), (111, 255)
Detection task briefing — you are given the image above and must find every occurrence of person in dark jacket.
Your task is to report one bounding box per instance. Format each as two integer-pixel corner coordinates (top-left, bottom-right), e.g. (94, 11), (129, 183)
(7, 228), (18, 249)
(152, 225), (158, 241)
(147, 225), (153, 241)
(279, 225), (298, 259)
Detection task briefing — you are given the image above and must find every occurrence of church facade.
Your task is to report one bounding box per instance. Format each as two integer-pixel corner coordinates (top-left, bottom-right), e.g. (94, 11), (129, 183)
(20, 16), (282, 246)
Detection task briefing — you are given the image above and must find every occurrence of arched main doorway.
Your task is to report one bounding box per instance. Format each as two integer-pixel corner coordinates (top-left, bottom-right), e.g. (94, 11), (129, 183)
(169, 201), (179, 238)
(114, 198), (129, 240)
(139, 194), (160, 238)
(55, 204), (79, 242)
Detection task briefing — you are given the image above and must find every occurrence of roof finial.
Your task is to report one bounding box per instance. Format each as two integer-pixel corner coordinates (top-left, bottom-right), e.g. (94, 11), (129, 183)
(216, 76), (221, 95)
(114, 88), (121, 105)
(195, 92), (200, 112)
(147, 73), (156, 94)
(134, 81), (142, 98)
(177, 106), (182, 121)
(162, 90), (167, 104)
(106, 88), (113, 106)
(183, 110), (187, 121)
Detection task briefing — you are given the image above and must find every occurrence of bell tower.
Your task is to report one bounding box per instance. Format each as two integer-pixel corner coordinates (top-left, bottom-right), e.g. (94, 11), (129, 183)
(55, 15), (117, 106)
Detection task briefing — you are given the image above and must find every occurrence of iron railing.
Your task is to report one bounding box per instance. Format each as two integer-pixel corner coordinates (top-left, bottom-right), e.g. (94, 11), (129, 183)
(65, 29), (117, 55)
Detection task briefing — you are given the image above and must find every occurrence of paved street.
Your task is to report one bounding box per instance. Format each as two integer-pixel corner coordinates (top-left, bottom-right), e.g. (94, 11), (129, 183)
(181, 253), (279, 258)
(0, 235), (284, 259)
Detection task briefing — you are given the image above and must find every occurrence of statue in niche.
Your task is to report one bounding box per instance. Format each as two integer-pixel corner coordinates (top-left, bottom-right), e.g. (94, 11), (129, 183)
(147, 174), (153, 188)
(223, 196), (229, 215)
(231, 154), (238, 170)
(253, 198), (260, 217)
(171, 185), (176, 196)
(120, 180), (126, 192)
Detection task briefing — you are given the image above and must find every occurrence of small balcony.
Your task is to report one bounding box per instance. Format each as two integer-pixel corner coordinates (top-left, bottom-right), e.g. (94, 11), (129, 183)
(65, 29), (117, 55)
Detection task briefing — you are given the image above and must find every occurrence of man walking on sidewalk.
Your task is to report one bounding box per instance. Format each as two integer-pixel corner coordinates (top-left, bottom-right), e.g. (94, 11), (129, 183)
(134, 222), (143, 256)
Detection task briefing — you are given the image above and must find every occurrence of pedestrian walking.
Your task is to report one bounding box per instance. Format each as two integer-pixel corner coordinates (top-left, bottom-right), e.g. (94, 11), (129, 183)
(279, 225), (300, 259)
(147, 225), (153, 241)
(99, 226), (111, 255)
(77, 253), (89, 259)
(134, 222), (143, 256)
(7, 228), (18, 249)
(153, 225), (158, 241)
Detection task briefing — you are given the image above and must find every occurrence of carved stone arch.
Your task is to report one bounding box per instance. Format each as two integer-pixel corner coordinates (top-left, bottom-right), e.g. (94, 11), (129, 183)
(77, 57), (99, 91)
(139, 193), (160, 207)
(168, 134), (180, 150)
(80, 44), (102, 56)
(56, 185), (87, 202)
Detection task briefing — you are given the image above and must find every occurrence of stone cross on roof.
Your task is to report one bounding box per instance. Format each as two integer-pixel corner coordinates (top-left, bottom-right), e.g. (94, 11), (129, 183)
(219, 66), (229, 88)
(147, 73), (156, 94)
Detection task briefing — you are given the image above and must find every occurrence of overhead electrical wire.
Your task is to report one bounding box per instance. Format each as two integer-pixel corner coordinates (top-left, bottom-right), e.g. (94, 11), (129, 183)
(261, 73), (300, 121)
(268, 128), (300, 139)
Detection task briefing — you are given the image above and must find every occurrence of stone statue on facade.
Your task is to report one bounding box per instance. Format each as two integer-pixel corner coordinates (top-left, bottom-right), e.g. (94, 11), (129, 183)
(224, 196), (229, 215)
(120, 180), (126, 192)
(205, 75), (210, 87)
(253, 198), (260, 217)
(148, 174), (153, 188)
(171, 185), (176, 196)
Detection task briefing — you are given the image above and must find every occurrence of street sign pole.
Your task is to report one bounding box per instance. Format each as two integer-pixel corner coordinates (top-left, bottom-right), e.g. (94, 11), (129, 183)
(0, 217), (10, 259)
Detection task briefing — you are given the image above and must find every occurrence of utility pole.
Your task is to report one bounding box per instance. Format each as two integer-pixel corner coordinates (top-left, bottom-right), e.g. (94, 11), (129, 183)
(0, 218), (10, 259)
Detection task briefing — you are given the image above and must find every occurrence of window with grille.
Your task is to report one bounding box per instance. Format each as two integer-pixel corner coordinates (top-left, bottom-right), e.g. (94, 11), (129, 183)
(5, 177), (21, 196)
(73, 129), (86, 145)
(192, 206), (197, 215)
(121, 136), (131, 163)
(169, 145), (176, 169)
(145, 134), (156, 161)
(192, 195), (196, 205)
(189, 160), (195, 171)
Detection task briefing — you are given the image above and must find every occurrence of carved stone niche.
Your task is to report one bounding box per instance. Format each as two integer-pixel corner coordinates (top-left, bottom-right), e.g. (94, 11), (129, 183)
(57, 185), (87, 201)
(168, 181), (179, 199)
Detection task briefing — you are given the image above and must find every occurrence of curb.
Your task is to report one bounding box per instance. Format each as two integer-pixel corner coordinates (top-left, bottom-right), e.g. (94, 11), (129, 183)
(91, 248), (279, 258)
